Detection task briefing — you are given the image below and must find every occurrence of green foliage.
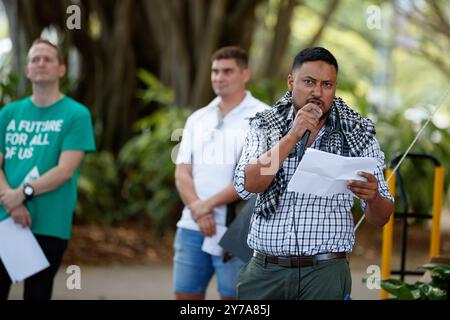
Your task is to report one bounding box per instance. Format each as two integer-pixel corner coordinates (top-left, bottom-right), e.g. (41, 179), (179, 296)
(247, 78), (285, 106)
(336, 77), (371, 117)
(381, 263), (450, 300)
(118, 106), (190, 234)
(76, 70), (190, 233)
(0, 70), (21, 108)
(136, 69), (174, 106)
(0, 52), (31, 107)
(76, 151), (121, 223)
(376, 106), (450, 216)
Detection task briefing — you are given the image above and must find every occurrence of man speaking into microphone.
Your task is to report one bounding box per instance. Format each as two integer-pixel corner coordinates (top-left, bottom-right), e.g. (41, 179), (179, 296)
(233, 47), (393, 300)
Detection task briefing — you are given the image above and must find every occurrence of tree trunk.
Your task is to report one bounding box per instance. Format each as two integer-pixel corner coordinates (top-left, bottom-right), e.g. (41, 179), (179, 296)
(260, 0), (297, 79)
(190, 0), (227, 108)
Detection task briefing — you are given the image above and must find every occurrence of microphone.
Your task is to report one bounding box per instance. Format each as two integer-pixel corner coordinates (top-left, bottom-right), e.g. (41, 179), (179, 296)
(297, 131), (310, 161)
(297, 108), (321, 160)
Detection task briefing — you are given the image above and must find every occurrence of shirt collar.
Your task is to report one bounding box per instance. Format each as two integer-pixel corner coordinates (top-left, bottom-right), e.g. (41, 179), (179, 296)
(212, 90), (253, 117)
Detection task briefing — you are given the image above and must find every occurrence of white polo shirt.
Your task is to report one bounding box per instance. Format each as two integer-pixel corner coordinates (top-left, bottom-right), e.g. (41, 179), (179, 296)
(176, 91), (269, 231)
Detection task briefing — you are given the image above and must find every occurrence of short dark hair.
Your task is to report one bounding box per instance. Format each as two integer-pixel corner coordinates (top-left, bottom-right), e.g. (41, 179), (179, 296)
(211, 46), (248, 69)
(292, 47), (338, 74)
(28, 38), (65, 65)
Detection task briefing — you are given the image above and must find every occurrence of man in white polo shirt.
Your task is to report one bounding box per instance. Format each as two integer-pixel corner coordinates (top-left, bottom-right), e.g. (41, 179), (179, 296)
(174, 46), (268, 300)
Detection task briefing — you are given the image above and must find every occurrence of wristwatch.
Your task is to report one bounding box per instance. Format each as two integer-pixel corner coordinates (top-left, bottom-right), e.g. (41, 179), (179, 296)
(23, 183), (35, 200)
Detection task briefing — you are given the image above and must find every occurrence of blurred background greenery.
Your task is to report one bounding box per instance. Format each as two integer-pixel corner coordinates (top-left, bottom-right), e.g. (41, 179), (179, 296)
(0, 0), (449, 235)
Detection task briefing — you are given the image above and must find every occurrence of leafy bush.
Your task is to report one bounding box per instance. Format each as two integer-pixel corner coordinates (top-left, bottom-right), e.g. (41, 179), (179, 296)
(74, 70), (191, 233)
(0, 53), (27, 109)
(381, 263), (450, 300)
(76, 151), (121, 223)
(118, 106), (190, 234)
(376, 108), (450, 218)
(116, 70), (190, 234)
(0, 73), (20, 108)
(246, 78), (285, 106)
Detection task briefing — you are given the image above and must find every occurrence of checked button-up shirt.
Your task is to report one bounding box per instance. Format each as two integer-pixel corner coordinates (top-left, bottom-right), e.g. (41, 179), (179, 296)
(233, 106), (393, 256)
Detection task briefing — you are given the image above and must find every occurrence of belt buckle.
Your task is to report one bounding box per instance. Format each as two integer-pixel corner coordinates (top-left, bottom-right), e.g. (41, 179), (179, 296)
(311, 255), (318, 266)
(278, 257), (291, 267)
(255, 252), (267, 264)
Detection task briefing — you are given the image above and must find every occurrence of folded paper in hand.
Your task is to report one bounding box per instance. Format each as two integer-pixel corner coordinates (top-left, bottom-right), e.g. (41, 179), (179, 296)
(0, 218), (50, 283)
(287, 148), (380, 197)
(201, 225), (227, 256)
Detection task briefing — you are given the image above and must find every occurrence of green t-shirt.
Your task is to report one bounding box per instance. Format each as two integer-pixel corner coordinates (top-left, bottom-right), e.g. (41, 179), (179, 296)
(0, 96), (96, 239)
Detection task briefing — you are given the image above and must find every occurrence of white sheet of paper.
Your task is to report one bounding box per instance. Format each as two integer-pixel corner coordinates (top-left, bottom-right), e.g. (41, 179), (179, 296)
(287, 148), (381, 197)
(0, 218), (50, 283)
(201, 225), (228, 256)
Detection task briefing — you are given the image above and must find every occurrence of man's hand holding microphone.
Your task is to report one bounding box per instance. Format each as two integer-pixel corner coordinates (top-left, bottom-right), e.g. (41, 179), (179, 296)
(288, 98), (324, 148)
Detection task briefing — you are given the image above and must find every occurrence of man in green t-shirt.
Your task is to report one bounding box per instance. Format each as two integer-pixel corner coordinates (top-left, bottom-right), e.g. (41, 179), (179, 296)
(0, 39), (96, 300)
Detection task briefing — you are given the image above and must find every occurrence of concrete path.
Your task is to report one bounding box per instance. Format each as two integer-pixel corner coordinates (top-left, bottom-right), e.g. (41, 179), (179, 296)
(8, 261), (394, 300)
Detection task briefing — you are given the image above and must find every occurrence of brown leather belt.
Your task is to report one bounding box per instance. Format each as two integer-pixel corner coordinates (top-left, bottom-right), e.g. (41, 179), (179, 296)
(253, 251), (347, 267)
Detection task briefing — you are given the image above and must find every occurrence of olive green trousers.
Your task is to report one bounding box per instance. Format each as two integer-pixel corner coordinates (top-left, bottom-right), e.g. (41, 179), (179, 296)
(237, 256), (352, 300)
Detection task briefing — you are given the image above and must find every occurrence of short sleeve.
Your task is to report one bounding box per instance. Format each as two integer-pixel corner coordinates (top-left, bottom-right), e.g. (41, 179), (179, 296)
(176, 115), (194, 164)
(0, 107), (8, 155)
(62, 109), (96, 152)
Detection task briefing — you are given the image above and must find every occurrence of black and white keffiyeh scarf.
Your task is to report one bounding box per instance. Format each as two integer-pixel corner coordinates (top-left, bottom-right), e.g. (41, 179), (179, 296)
(252, 91), (376, 219)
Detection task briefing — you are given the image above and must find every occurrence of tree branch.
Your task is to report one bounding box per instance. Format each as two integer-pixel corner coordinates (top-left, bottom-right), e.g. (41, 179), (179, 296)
(306, 0), (340, 47)
(410, 46), (450, 81)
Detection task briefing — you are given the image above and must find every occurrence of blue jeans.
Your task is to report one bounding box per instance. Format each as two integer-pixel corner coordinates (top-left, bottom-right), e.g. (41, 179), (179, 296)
(173, 228), (245, 298)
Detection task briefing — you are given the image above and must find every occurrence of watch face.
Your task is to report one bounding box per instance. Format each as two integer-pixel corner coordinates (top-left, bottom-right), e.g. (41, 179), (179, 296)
(24, 186), (33, 196)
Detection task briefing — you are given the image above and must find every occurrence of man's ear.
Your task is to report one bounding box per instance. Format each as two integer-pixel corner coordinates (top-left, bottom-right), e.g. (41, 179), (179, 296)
(58, 64), (67, 78)
(24, 65), (30, 80)
(287, 74), (294, 91)
(243, 68), (251, 83)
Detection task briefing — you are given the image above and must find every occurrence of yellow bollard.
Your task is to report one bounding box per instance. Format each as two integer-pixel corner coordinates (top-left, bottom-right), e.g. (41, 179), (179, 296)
(430, 166), (444, 258)
(380, 169), (396, 300)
